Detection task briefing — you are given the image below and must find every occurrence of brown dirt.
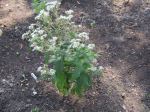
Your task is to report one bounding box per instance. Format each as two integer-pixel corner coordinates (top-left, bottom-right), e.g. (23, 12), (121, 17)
(0, 0), (150, 112)
(0, 0), (33, 27)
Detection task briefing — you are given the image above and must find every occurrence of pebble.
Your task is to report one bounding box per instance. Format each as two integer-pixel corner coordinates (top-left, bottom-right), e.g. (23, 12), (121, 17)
(31, 73), (38, 82)
(32, 88), (37, 95)
(122, 104), (126, 110)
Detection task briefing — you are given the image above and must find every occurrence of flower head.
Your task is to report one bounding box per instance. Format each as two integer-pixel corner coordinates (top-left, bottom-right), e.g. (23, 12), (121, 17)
(65, 10), (74, 15)
(78, 32), (89, 40)
(88, 44), (95, 50)
(49, 69), (56, 75)
(46, 1), (60, 11)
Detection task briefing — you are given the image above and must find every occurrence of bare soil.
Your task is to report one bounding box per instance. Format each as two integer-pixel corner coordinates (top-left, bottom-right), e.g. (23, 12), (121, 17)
(0, 0), (150, 112)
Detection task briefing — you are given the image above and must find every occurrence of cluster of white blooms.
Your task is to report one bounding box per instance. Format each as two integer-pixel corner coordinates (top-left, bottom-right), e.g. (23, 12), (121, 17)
(35, 9), (49, 20)
(78, 32), (89, 40)
(58, 15), (73, 20)
(87, 44), (95, 50)
(37, 66), (56, 76)
(47, 37), (58, 51)
(29, 24), (36, 30)
(22, 32), (30, 40)
(49, 69), (56, 75)
(69, 38), (86, 49)
(48, 37), (58, 45)
(46, 1), (60, 11)
(35, 1), (61, 20)
(22, 0), (103, 84)
(65, 10), (74, 15)
(58, 9), (74, 21)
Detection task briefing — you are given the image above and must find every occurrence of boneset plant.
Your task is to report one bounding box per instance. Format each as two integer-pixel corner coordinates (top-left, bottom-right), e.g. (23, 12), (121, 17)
(22, 0), (102, 96)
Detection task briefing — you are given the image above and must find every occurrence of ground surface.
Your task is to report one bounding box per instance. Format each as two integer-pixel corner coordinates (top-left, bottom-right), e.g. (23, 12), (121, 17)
(0, 0), (150, 112)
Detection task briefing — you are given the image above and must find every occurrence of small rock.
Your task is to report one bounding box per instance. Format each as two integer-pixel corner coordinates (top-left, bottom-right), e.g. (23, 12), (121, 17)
(32, 88), (37, 95)
(122, 104), (126, 110)
(31, 73), (38, 82)
(16, 52), (20, 56)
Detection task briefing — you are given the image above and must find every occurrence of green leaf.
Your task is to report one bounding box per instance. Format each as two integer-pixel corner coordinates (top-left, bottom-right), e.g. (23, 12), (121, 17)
(32, 0), (46, 13)
(44, 52), (50, 64)
(71, 68), (81, 80)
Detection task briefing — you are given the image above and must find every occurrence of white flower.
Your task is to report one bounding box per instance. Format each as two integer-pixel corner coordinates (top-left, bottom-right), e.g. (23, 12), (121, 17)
(37, 66), (42, 72)
(32, 46), (43, 51)
(49, 69), (56, 75)
(31, 33), (37, 38)
(87, 44), (95, 50)
(92, 59), (97, 64)
(65, 10), (74, 15)
(41, 69), (47, 75)
(52, 37), (58, 41)
(48, 37), (58, 46)
(46, 5), (54, 11)
(22, 32), (29, 39)
(36, 10), (49, 18)
(43, 11), (49, 17)
(67, 14), (73, 20)
(39, 9), (45, 15)
(35, 15), (40, 20)
(90, 66), (97, 72)
(29, 25), (34, 30)
(42, 34), (47, 38)
(70, 39), (81, 43)
(30, 43), (36, 47)
(78, 32), (89, 40)
(59, 14), (73, 20)
(46, 1), (60, 11)
(72, 41), (80, 48)
(99, 66), (104, 70)
(38, 30), (44, 35)
(80, 43), (85, 48)
(46, 1), (60, 6)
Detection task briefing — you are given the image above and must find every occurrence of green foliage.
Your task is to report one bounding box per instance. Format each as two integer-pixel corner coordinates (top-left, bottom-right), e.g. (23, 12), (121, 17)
(22, 0), (102, 97)
(31, 107), (40, 112)
(32, 0), (46, 13)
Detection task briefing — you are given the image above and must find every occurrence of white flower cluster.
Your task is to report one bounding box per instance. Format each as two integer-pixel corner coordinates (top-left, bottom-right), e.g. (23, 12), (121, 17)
(78, 32), (89, 40)
(22, 0), (103, 83)
(46, 1), (60, 11)
(58, 9), (74, 20)
(58, 15), (73, 20)
(70, 38), (81, 48)
(65, 10), (74, 15)
(37, 66), (56, 76)
(35, 9), (49, 20)
(87, 44), (95, 50)
(35, 1), (61, 20)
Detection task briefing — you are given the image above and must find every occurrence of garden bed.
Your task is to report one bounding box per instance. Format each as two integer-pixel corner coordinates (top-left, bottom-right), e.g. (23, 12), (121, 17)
(0, 0), (149, 112)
